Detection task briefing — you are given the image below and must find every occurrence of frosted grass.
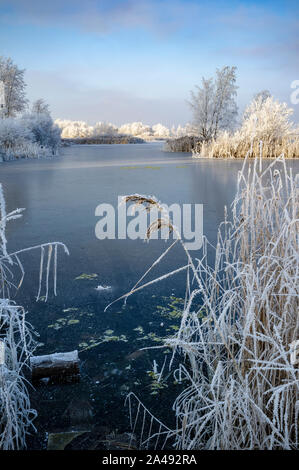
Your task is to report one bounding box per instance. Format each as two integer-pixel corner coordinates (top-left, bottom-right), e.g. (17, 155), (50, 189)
(113, 152), (299, 450)
(0, 183), (68, 449)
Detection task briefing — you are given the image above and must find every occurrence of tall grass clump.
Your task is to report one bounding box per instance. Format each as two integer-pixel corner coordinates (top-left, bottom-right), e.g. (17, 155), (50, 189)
(113, 152), (299, 449)
(193, 96), (299, 159)
(0, 183), (68, 449)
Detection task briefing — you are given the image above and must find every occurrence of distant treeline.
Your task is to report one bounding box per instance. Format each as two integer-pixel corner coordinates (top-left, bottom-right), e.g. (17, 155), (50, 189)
(62, 135), (146, 145)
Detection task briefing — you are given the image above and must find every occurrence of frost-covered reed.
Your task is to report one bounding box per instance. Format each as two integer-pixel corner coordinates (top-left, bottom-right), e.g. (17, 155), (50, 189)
(193, 97), (299, 159)
(2, 141), (54, 160)
(0, 183), (68, 449)
(195, 132), (299, 159)
(116, 152), (299, 449)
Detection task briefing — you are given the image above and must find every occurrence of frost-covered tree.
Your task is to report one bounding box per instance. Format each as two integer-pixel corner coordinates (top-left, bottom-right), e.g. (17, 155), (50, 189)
(119, 122), (153, 138)
(253, 89), (271, 104)
(54, 119), (181, 140)
(92, 121), (118, 136)
(21, 113), (61, 154)
(0, 58), (61, 159)
(189, 66), (238, 140)
(152, 123), (170, 138)
(242, 95), (294, 141)
(31, 98), (50, 115)
(54, 119), (93, 138)
(0, 56), (28, 117)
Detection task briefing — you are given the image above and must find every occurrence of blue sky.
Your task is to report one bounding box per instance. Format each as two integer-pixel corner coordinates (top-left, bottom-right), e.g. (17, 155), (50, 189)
(0, 0), (298, 125)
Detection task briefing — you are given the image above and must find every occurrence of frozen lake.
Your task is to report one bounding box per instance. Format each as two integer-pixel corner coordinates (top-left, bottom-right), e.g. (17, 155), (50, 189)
(1, 143), (298, 448)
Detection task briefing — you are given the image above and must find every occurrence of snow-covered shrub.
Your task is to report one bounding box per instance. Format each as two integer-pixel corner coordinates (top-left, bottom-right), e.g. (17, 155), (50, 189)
(0, 114), (60, 161)
(0, 118), (32, 151)
(4, 141), (51, 160)
(164, 136), (202, 152)
(165, 124), (201, 152)
(21, 112), (61, 155)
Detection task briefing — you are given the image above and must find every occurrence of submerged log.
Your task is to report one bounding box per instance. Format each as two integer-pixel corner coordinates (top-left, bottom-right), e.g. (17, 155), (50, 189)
(30, 350), (79, 383)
